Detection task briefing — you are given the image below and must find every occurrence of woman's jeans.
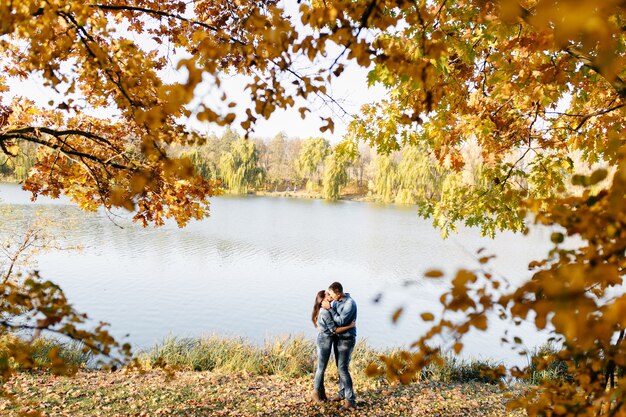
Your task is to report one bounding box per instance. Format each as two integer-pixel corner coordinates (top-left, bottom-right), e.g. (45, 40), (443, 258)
(334, 336), (356, 402)
(314, 333), (334, 395)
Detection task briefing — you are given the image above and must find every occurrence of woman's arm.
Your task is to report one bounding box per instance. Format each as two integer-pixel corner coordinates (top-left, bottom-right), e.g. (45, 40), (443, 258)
(318, 310), (337, 335)
(335, 320), (356, 334)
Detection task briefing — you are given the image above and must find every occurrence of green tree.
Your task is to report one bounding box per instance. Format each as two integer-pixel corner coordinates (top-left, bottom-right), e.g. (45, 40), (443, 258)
(266, 132), (289, 191)
(351, 143), (373, 189)
(395, 145), (446, 205)
(372, 154), (397, 204)
(296, 137), (330, 192)
(183, 146), (214, 179)
(322, 149), (352, 200)
(218, 138), (264, 194)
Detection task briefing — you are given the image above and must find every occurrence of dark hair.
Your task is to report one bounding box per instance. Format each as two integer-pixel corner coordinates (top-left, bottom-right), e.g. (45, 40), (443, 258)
(328, 282), (343, 294)
(311, 290), (326, 328)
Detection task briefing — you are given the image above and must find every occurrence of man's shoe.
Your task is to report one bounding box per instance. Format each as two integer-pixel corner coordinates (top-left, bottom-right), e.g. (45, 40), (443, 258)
(341, 399), (356, 410)
(330, 396), (343, 402)
(310, 391), (327, 403)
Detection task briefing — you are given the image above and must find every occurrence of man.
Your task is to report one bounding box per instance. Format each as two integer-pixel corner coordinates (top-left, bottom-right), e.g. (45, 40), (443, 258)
(321, 281), (357, 410)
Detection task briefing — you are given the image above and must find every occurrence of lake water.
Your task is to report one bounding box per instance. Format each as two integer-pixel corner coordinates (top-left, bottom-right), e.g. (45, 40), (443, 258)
(0, 183), (556, 366)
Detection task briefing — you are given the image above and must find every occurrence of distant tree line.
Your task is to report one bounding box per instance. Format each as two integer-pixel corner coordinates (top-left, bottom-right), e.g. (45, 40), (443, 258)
(1, 127), (487, 207)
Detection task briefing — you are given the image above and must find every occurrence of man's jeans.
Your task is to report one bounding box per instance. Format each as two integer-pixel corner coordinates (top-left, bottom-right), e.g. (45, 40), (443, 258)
(314, 333), (333, 395)
(334, 336), (356, 403)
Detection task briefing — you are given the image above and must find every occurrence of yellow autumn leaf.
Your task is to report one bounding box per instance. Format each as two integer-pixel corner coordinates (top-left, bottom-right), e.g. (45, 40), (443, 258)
(424, 269), (444, 278)
(420, 312), (435, 322)
(392, 307), (404, 323)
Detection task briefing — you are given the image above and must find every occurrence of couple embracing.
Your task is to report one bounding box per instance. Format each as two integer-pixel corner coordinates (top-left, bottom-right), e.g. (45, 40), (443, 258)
(311, 281), (357, 410)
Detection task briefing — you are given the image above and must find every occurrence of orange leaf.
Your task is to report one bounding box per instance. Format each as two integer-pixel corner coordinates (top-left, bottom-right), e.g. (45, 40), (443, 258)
(420, 312), (435, 321)
(424, 269), (444, 278)
(392, 307), (404, 323)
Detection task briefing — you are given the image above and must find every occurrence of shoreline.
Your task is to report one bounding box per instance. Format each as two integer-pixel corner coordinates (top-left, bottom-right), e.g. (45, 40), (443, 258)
(0, 180), (415, 208)
(251, 189), (374, 203)
(18, 334), (551, 380)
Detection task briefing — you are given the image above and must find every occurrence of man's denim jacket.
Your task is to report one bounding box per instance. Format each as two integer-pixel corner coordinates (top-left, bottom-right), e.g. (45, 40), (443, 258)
(330, 293), (357, 338)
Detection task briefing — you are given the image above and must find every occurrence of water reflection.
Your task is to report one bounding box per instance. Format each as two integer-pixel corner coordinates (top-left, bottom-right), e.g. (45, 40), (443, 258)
(0, 183), (555, 366)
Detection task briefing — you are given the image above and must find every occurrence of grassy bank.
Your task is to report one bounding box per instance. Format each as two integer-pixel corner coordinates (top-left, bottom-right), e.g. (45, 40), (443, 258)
(252, 189), (374, 203)
(2, 334), (536, 384)
(133, 336), (504, 385)
(3, 335), (560, 384)
(0, 335), (540, 416)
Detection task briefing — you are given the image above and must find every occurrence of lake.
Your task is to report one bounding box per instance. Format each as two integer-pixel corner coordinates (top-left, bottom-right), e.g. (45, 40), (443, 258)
(0, 183), (555, 366)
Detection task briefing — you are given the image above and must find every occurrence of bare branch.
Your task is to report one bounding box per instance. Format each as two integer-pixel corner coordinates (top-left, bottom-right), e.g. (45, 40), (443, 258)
(1, 128), (132, 171)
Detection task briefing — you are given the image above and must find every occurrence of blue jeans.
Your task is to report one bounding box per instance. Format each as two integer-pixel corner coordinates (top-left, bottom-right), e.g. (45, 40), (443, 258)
(314, 333), (334, 396)
(334, 336), (356, 403)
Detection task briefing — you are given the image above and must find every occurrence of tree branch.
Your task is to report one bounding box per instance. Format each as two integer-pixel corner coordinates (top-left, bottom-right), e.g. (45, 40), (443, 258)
(0, 320), (125, 366)
(93, 3), (352, 119)
(1, 128), (132, 171)
(564, 47), (626, 98)
(58, 11), (141, 109)
(500, 147), (532, 191)
(91, 4), (244, 45)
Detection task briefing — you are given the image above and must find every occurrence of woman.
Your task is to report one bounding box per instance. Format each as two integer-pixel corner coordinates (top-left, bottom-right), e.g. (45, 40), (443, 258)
(311, 289), (355, 402)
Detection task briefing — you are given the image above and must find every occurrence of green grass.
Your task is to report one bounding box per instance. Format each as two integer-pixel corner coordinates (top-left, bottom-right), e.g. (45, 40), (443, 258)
(0, 335), (92, 370)
(262, 335), (316, 377)
(7, 333), (511, 384)
(136, 336), (505, 384)
(422, 354), (503, 384)
(137, 335), (319, 377)
(524, 341), (571, 384)
(136, 335), (405, 385)
(29, 338), (93, 368)
(138, 336), (265, 374)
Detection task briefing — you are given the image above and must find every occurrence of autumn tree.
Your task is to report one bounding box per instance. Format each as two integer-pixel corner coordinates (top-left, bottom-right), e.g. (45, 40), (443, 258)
(0, 0), (328, 382)
(295, 1), (626, 415)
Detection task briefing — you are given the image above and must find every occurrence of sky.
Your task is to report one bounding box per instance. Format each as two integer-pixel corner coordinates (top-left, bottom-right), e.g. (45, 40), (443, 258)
(189, 63), (386, 142)
(2, 1), (387, 144)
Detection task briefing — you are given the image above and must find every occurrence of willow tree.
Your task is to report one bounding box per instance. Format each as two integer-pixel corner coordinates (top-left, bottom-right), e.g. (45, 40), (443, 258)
(218, 137), (263, 194)
(395, 145), (446, 206)
(182, 146), (213, 179)
(322, 148), (352, 200)
(296, 137), (330, 192)
(265, 132), (289, 191)
(372, 153), (397, 203)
